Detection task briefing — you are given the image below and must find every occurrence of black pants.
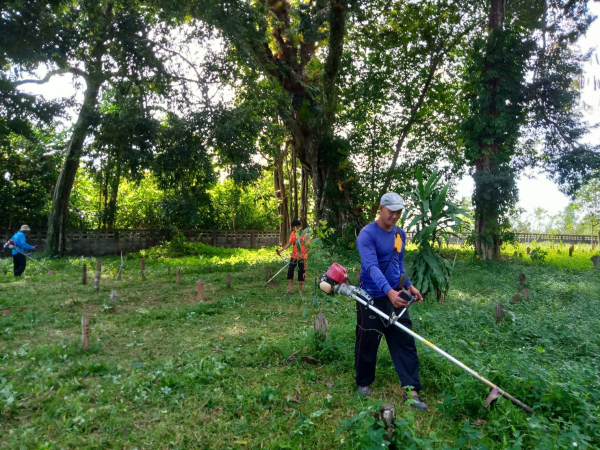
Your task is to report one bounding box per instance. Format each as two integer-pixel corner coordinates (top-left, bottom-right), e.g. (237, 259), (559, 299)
(13, 253), (26, 276)
(355, 296), (422, 391)
(286, 259), (306, 281)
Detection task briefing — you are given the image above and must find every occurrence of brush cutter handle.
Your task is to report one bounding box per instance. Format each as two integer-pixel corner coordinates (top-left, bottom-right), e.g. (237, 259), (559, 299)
(387, 289), (414, 326)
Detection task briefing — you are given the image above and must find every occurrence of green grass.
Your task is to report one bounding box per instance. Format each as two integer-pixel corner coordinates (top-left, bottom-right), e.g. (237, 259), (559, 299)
(0, 245), (599, 449)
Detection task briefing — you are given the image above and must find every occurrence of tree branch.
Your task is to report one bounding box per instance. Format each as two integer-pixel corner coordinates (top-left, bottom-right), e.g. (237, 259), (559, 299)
(379, 22), (478, 197)
(13, 67), (88, 86)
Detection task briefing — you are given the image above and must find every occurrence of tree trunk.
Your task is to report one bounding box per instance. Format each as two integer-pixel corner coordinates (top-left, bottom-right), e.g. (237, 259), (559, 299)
(106, 148), (122, 229)
(292, 142), (298, 220)
(473, 0), (505, 261)
(274, 147), (290, 245)
(286, 141), (294, 221)
(300, 165), (309, 228)
(46, 78), (101, 255)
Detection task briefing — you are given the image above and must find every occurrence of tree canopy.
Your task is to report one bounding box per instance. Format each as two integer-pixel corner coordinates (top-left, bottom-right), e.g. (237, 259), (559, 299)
(1, 0), (598, 254)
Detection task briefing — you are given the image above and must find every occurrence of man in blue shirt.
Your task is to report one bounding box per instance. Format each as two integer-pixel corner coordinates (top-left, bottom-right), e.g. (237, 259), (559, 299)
(10, 225), (36, 276)
(355, 193), (427, 410)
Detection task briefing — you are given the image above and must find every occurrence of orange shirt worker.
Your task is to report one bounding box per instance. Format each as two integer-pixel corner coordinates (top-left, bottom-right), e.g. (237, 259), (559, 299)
(276, 219), (309, 295)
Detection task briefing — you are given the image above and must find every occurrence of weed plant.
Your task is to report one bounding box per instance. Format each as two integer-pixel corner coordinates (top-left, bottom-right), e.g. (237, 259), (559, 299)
(0, 242), (598, 449)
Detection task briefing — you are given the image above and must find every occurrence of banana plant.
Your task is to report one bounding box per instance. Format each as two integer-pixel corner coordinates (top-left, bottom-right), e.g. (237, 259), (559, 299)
(402, 168), (471, 300)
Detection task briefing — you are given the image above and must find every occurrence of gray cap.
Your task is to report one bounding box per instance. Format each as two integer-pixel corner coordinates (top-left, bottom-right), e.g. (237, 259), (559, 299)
(380, 192), (404, 211)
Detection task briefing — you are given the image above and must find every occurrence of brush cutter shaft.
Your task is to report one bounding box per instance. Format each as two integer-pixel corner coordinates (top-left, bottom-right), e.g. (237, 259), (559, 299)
(337, 284), (533, 413)
(11, 247), (52, 272)
(265, 261), (291, 286)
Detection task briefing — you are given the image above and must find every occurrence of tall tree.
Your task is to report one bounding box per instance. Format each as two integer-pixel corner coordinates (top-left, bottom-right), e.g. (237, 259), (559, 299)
(159, 0), (358, 228)
(341, 0), (486, 217)
(461, 0), (597, 259)
(87, 85), (158, 229)
(2, 0), (168, 254)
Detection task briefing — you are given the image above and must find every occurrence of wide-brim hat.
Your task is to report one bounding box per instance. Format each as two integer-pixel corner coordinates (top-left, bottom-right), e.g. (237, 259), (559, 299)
(20, 225), (31, 232)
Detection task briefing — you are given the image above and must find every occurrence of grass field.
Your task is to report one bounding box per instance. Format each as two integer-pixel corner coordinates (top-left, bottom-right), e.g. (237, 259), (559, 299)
(1, 243), (599, 449)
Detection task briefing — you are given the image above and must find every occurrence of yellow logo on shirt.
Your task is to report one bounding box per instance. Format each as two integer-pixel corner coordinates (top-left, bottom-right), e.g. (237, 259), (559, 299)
(394, 233), (402, 252)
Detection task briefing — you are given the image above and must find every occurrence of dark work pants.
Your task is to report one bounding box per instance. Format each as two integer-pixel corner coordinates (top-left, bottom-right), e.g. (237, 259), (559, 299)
(355, 296), (422, 391)
(13, 253), (26, 276)
(286, 259), (306, 281)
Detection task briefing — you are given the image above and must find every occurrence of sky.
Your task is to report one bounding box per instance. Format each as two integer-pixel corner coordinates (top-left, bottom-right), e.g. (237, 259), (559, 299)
(17, 3), (600, 222)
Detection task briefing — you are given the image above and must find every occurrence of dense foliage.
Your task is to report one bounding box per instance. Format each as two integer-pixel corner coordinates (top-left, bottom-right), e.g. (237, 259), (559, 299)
(0, 0), (598, 252)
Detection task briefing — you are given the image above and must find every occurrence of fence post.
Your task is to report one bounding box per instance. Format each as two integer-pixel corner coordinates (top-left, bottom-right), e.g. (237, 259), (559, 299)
(82, 264), (87, 285)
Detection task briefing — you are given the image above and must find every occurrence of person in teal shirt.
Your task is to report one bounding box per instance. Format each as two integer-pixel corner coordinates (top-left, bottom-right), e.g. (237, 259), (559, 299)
(10, 225), (36, 276)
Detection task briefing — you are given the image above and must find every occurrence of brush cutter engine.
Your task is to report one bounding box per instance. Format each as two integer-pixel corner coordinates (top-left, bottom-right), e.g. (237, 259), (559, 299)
(318, 263), (349, 295)
(3, 239), (15, 250)
(319, 263), (414, 305)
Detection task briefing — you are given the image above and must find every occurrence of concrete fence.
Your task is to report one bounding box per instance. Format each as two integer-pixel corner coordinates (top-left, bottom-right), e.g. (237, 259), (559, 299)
(403, 232), (597, 246)
(1, 228), (595, 256)
(1, 229), (280, 256)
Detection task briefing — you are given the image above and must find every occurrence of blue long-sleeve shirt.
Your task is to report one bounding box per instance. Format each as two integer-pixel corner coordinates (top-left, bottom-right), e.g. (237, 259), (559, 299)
(10, 231), (34, 256)
(356, 221), (412, 298)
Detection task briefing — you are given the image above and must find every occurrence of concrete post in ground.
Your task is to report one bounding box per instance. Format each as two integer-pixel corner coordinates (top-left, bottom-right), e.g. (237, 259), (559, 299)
(82, 264), (87, 284)
(495, 304), (505, 322)
(94, 271), (101, 291)
(176, 268), (181, 284)
(109, 290), (117, 312)
(82, 316), (90, 350)
(227, 273), (232, 288)
(380, 404), (396, 442)
(197, 279), (205, 302)
(96, 259), (102, 273)
(314, 312), (329, 341)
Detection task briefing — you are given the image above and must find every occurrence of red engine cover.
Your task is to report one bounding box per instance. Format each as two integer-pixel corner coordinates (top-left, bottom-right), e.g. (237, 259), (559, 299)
(324, 263), (348, 285)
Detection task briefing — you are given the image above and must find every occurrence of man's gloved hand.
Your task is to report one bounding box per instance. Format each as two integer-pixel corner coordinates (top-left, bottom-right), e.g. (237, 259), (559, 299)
(387, 289), (410, 308)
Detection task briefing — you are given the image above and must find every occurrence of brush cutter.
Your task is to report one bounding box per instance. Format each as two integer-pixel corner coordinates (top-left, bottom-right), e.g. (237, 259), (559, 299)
(318, 263), (533, 414)
(3, 240), (54, 274)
